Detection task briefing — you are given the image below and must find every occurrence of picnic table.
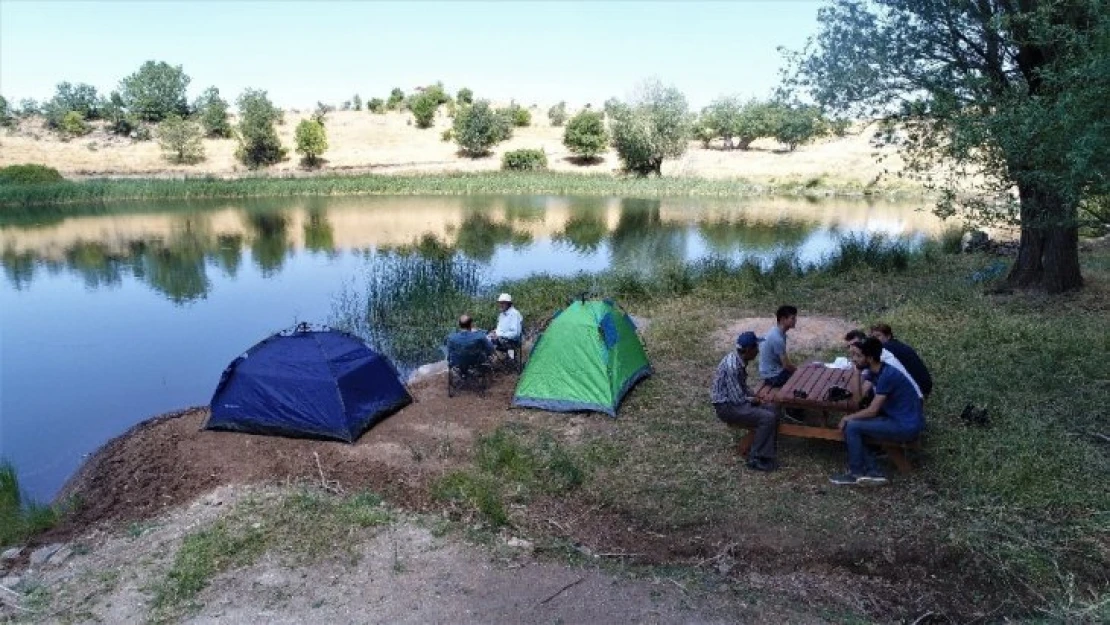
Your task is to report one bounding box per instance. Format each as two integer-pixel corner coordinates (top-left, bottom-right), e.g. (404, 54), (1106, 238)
(737, 363), (919, 473)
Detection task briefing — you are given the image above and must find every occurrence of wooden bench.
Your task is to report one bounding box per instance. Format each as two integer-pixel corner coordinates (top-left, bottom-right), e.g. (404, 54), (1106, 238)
(734, 363), (921, 473)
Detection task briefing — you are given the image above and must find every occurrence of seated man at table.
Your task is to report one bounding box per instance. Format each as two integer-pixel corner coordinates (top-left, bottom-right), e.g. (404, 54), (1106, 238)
(488, 293), (523, 358)
(758, 305), (798, 387)
(446, 314), (493, 370)
(844, 330), (923, 401)
(870, 323), (934, 400)
(830, 337), (925, 486)
(711, 331), (779, 472)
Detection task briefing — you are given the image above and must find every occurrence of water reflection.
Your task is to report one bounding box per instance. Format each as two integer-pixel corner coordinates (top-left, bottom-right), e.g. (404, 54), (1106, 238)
(1, 195), (945, 303)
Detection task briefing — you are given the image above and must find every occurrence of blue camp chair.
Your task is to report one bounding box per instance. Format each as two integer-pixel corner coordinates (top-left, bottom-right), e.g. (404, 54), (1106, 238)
(445, 332), (494, 397)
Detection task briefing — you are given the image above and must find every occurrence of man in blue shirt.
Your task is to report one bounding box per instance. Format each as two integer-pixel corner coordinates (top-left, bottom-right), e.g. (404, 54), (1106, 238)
(758, 305), (798, 387)
(830, 337), (925, 486)
(446, 314), (493, 369)
(870, 323), (933, 399)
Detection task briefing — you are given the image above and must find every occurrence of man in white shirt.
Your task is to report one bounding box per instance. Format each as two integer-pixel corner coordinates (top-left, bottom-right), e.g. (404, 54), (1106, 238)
(488, 293), (523, 355)
(844, 330), (923, 400)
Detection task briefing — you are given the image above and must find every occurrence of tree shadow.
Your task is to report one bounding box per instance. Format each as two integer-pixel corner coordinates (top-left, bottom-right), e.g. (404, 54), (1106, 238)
(298, 156), (329, 170)
(562, 155), (605, 166)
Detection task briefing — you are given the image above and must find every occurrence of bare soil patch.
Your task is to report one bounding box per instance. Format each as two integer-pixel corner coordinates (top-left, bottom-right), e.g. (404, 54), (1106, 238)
(712, 316), (858, 356)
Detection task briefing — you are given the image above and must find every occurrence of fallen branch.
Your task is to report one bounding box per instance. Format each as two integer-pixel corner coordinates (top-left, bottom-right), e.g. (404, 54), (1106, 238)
(313, 452), (344, 495)
(539, 576), (585, 605)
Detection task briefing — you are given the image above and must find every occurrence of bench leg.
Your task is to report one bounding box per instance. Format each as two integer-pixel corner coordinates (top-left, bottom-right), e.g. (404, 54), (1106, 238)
(883, 444), (913, 474)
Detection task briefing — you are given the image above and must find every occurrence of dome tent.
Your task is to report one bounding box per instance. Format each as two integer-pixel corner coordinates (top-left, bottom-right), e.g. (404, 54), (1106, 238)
(206, 324), (411, 442)
(512, 298), (651, 417)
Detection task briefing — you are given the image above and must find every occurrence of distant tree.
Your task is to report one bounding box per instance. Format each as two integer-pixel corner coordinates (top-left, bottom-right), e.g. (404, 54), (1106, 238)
(367, 98), (385, 113)
(424, 82), (452, 106)
(17, 99), (39, 117)
(156, 115), (205, 164)
(193, 87), (232, 138)
(410, 92), (439, 128)
(692, 116), (716, 149)
(387, 88), (405, 110)
(733, 101), (780, 150)
(352, 94), (362, 110)
(100, 91), (137, 137)
(502, 102), (531, 127)
(235, 88), (286, 168)
(782, 0), (1109, 293)
(60, 110), (90, 137)
(700, 96), (742, 149)
(563, 110), (608, 161)
(294, 118), (328, 166)
(50, 82), (101, 120)
(456, 87), (474, 105)
(769, 104), (826, 151)
(602, 97), (627, 120)
(313, 101), (333, 125)
(453, 100), (512, 156)
(547, 101), (568, 127)
(0, 96), (12, 127)
(119, 60), (191, 122)
(609, 81), (691, 176)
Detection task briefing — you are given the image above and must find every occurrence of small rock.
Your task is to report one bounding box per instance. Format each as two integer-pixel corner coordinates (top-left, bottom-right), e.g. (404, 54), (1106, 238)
(1, 547), (22, 561)
(716, 560), (734, 575)
(29, 543), (64, 567)
(0, 574), (21, 589)
(506, 537), (534, 551)
(48, 545), (74, 566)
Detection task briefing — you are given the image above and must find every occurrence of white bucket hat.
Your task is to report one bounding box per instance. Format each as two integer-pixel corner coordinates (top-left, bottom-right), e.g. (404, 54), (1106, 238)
(497, 293), (512, 303)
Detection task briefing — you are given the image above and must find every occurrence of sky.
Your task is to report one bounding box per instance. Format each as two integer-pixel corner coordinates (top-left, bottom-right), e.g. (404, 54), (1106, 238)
(0, 1), (823, 110)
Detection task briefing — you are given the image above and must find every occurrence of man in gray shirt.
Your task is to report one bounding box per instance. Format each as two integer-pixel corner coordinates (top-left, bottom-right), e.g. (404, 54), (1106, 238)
(712, 331), (779, 472)
(759, 305), (798, 387)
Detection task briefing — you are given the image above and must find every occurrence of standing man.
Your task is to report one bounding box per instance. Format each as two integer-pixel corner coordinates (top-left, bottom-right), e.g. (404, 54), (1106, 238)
(870, 323), (933, 399)
(759, 305), (798, 387)
(712, 331), (779, 472)
(830, 337), (925, 486)
(489, 293), (523, 355)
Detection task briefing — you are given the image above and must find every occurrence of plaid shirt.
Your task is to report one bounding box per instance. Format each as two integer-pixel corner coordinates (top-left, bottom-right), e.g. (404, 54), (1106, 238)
(711, 350), (755, 405)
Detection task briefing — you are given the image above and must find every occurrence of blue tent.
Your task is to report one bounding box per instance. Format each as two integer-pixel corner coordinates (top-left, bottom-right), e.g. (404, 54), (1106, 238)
(206, 325), (412, 442)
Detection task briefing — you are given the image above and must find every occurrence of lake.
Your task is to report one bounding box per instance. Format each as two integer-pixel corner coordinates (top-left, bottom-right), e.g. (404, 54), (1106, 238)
(0, 194), (945, 503)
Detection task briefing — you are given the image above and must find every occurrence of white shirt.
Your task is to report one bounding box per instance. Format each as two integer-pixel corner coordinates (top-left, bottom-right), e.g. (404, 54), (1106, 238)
(881, 348), (923, 398)
(494, 306), (523, 341)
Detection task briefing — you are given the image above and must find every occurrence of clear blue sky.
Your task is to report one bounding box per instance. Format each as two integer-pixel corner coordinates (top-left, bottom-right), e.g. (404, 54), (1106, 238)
(1, 1), (822, 110)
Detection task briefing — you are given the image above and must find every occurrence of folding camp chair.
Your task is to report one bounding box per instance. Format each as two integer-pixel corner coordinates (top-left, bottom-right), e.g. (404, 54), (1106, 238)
(446, 336), (494, 397)
(490, 337), (526, 374)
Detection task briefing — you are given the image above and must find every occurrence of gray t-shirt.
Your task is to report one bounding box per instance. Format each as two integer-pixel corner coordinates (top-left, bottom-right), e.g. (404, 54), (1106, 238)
(758, 325), (787, 379)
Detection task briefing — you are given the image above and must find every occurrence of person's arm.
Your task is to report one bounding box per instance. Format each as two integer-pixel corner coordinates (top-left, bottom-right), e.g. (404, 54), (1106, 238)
(736, 359), (760, 405)
(838, 394), (887, 430)
(507, 310), (523, 340)
(780, 352), (797, 372)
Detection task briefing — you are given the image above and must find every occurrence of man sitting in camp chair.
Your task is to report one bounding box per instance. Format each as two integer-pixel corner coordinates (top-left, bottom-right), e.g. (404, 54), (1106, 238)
(488, 292), (524, 369)
(446, 315), (494, 395)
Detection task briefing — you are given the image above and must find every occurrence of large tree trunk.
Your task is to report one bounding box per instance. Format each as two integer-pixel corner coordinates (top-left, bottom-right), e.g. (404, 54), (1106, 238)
(1006, 183), (1084, 293)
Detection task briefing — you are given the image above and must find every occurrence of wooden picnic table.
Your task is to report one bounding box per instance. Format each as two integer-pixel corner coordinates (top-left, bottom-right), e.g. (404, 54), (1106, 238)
(738, 363), (918, 473)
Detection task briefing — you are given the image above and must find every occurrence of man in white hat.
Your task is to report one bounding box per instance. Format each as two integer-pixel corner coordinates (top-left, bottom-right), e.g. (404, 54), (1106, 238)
(488, 293), (523, 355)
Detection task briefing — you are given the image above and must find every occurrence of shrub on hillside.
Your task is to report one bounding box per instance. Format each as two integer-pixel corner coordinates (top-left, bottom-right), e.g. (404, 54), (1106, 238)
(410, 93), (439, 129)
(60, 110), (90, 137)
(156, 115), (206, 164)
(294, 119), (328, 166)
(0, 95), (12, 128)
(441, 129), (453, 142)
(367, 98), (386, 113)
(236, 88), (287, 168)
(547, 102), (568, 127)
(456, 88), (474, 105)
(453, 100), (512, 157)
(194, 87), (232, 138)
(352, 94), (362, 111)
(563, 110), (609, 161)
(501, 149), (548, 171)
(387, 88), (405, 110)
(502, 103), (531, 127)
(0, 164), (64, 185)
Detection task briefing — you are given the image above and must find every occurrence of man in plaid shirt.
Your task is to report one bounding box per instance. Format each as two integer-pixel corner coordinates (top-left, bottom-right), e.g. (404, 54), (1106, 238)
(711, 331), (779, 472)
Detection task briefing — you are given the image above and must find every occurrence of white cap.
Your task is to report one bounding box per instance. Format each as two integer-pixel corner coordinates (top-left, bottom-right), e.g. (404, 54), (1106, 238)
(498, 293), (512, 303)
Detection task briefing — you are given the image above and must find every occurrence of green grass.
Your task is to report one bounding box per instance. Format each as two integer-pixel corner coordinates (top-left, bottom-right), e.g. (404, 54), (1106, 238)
(147, 488), (392, 623)
(0, 170), (927, 209)
(0, 460), (58, 547)
(425, 243), (1109, 619)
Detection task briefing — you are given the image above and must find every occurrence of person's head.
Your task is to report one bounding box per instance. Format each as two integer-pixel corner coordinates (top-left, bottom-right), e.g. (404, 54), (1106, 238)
(497, 293), (513, 312)
(735, 331), (762, 360)
(849, 336), (884, 370)
(458, 314), (474, 330)
(870, 323), (894, 343)
(844, 329), (867, 350)
(776, 305), (798, 330)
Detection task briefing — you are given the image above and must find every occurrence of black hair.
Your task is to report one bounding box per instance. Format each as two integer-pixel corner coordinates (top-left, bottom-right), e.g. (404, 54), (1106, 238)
(858, 337), (883, 361)
(845, 329), (867, 342)
(776, 305), (798, 321)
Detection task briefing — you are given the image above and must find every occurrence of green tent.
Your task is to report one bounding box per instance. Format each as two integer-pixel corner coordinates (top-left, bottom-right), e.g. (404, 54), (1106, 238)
(513, 299), (651, 416)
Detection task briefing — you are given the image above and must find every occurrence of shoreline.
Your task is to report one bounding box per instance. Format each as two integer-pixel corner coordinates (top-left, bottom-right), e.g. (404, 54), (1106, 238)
(0, 170), (931, 209)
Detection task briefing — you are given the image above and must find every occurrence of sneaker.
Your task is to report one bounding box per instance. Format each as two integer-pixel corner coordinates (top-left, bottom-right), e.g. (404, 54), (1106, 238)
(859, 474), (889, 485)
(747, 458), (777, 472)
(829, 473), (862, 485)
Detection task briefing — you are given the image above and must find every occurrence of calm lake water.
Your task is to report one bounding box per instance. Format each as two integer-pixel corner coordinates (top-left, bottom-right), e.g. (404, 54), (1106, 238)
(0, 194), (944, 503)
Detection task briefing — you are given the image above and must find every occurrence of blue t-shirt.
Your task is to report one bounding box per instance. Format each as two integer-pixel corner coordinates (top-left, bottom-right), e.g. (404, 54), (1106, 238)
(759, 326), (786, 379)
(874, 364), (924, 429)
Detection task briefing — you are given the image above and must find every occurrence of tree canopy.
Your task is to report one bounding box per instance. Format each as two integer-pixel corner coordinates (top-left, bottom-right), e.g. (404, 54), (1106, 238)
(119, 61), (191, 122)
(609, 81), (691, 176)
(783, 0), (1110, 293)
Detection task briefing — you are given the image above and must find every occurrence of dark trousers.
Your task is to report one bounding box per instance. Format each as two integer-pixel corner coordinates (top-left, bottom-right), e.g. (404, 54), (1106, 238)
(714, 402), (778, 460)
(764, 369), (793, 388)
(844, 417), (923, 476)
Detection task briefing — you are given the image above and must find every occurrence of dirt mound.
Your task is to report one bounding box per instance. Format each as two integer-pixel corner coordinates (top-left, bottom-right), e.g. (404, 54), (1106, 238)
(712, 316), (857, 356)
(46, 373), (525, 541)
